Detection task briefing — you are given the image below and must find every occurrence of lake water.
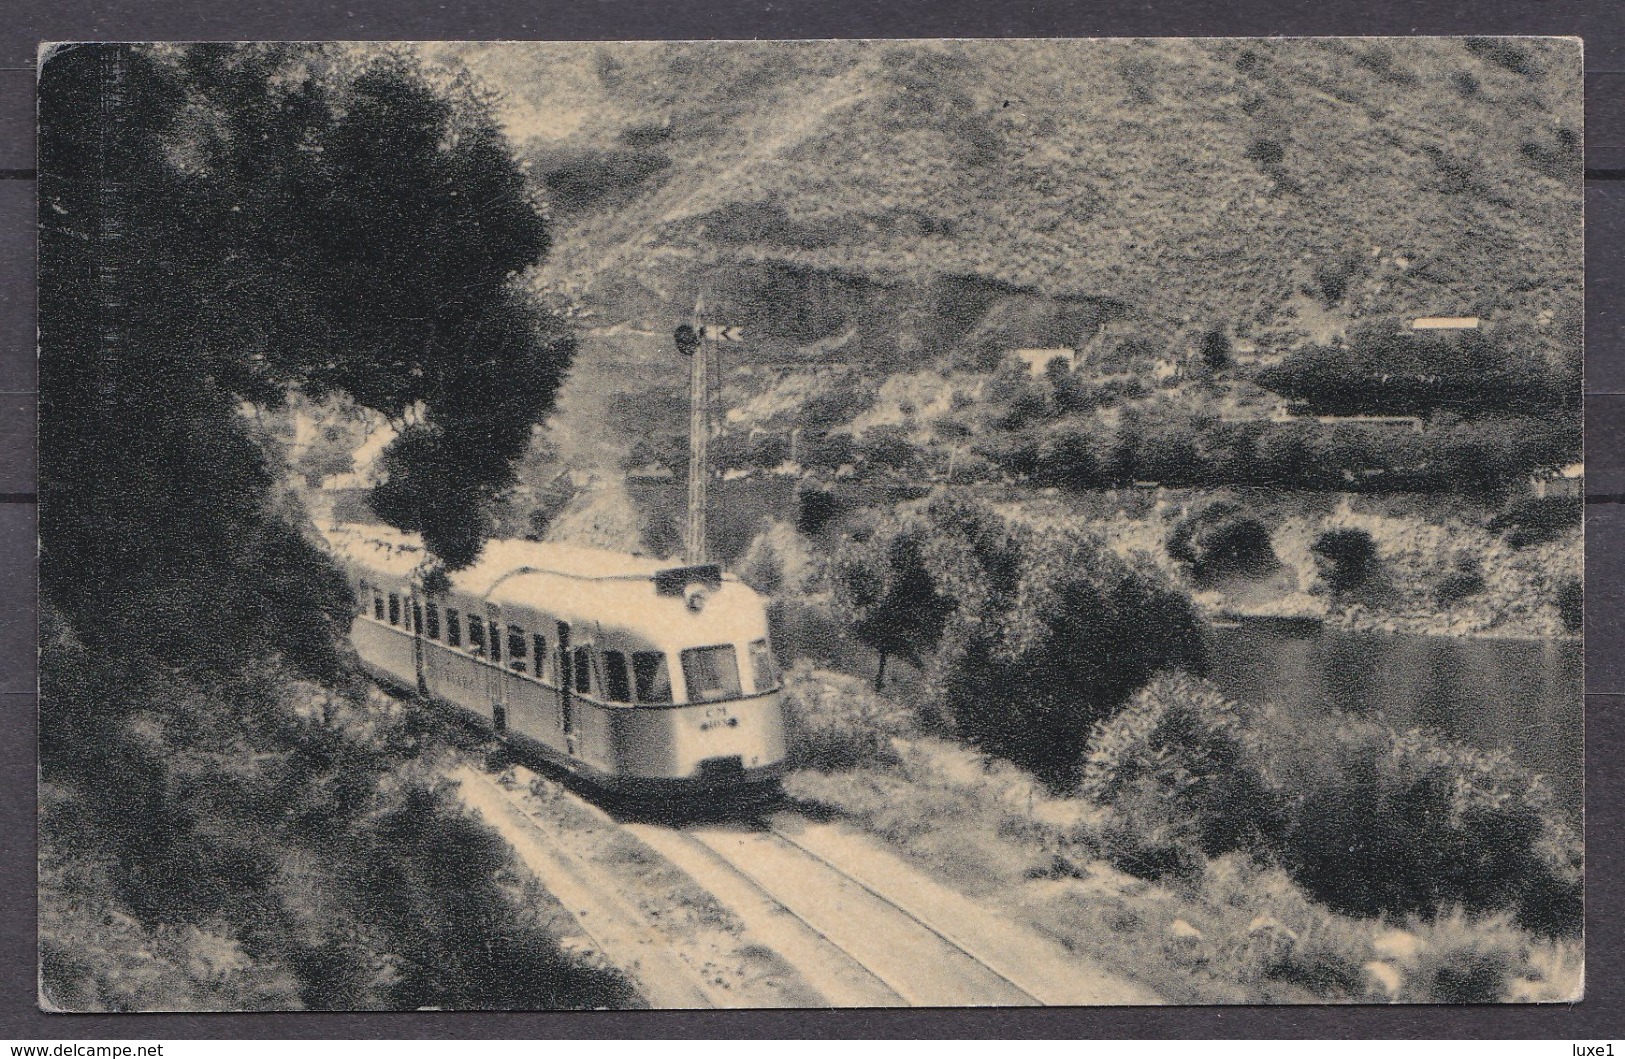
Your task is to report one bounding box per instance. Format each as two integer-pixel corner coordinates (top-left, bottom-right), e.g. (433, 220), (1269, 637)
(1205, 623), (1583, 818)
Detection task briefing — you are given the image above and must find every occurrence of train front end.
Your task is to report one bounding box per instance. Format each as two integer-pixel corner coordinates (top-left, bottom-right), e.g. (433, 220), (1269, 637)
(606, 565), (789, 794)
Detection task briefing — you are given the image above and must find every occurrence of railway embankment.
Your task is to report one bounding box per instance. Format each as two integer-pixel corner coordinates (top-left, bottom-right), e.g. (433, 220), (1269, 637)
(446, 756), (1159, 1007)
(451, 762), (814, 1008)
(428, 658), (1575, 1006)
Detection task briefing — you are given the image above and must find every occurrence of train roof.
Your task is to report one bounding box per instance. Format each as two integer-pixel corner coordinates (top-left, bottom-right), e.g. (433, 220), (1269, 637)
(320, 521), (695, 587)
(318, 522), (765, 647)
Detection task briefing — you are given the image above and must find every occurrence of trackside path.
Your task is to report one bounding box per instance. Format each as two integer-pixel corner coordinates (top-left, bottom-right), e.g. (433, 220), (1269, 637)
(449, 767), (716, 1009)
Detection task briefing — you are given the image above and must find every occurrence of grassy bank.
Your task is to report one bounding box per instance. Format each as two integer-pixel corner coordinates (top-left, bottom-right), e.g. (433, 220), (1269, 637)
(777, 663), (1581, 1004)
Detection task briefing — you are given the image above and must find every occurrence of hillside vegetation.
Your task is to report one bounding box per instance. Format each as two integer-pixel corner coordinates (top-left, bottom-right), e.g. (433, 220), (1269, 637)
(453, 37), (1579, 370)
(460, 37), (1580, 534)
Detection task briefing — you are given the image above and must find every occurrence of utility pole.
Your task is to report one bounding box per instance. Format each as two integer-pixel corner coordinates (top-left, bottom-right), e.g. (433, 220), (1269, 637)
(684, 296), (709, 565)
(675, 299), (741, 566)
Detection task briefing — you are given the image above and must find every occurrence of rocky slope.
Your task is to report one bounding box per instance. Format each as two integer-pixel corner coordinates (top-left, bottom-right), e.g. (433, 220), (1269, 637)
(448, 38), (1580, 372)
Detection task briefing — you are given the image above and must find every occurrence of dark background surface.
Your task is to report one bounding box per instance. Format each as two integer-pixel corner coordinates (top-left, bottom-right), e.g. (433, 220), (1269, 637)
(1, 0), (1621, 1039)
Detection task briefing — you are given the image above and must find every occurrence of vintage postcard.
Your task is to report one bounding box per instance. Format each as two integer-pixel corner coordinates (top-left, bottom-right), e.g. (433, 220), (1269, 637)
(38, 38), (1582, 1010)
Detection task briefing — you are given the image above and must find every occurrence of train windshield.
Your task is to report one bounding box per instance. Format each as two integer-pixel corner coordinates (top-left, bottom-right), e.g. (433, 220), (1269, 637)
(632, 651), (672, 704)
(680, 645), (741, 703)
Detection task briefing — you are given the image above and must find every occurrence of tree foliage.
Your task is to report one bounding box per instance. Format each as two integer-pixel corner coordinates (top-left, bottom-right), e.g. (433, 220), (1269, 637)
(1166, 499), (1278, 582)
(1256, 319), (1576, 419)
(38, 43), (586, 1008)
(1311, 528), (1380, 594)
(40, 44), (572, 678)
(832, 496), (1207, 782)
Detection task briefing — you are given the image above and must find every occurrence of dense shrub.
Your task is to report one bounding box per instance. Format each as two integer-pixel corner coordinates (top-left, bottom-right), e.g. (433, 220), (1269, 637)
(1256, 319), (1574, 419)
(341, 781), (639, 1010)
(1311, 528), (1379, 593)
(1081, 675), (1284, 880)
(973, 406), (1575, 496)
(735, 520), (820, 597)
(832, 497), (1206, 783)
(799, 375), (875, 431)
(1269, 713), (1581, 936)
(538, 146), (670, 213)
(1198, 854), (1376, 999)
(857, 425), (919, 473)
(795, 484), (846, 536)
(1079, 679), (1581, 938)
(38, 630), (636, 1010)
(1397, 912), (1531, 1003)
(1489, 495), (1581, 548)
(1433, 556), (1486, 607)
(779, 662), (916, 770)
(798, 430), (858, 471)
(1167, 500), (1278, 582)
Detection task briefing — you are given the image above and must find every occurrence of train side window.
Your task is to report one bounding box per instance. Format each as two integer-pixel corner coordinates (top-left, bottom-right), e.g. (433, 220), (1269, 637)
(425, 602), (440, 641)
(468, 617), (485, 656)
(572, 646), (595, 696)
(409, 602), (421, 634)
(488, 621), (502, 663)
(508, 626), (528, 672)
(680, 645), (742, 703)
(603, 650), (632, 703)
(388, 594), (401, 626)
(632, 652), (673, 704)
(373, 592), (385, 622)
(533, 634), (549, 682)
(446, 608), (462, 647)
(748, 638), (778, 693)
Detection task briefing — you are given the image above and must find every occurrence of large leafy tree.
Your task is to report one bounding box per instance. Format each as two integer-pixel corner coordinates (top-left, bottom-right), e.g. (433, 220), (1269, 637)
(832, 496), (1207, 783)
(38, 44), (595, 1009)
(40, 43), (571, 683)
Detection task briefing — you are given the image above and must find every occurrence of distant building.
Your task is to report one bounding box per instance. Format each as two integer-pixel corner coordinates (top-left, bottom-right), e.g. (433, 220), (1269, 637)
(1150, 357), (1183, 383)
(1009, 347), (1076, 376)
(320, 471), (376, 491)
(626, 463), (674, 482)
(1313, 414), (1424, 434)
(1411, 317), (1481, 331)
(1530, 462), (1584, 499)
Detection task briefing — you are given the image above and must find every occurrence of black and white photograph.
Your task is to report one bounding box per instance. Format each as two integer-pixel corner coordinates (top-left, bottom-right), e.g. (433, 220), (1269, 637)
(37, 37), (1583, 1011)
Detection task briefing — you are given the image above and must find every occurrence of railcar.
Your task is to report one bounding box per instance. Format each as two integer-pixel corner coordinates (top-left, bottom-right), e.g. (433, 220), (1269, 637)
(321, 522), (788, 793)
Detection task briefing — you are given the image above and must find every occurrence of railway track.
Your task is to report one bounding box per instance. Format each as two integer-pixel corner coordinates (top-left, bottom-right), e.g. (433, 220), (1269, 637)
(626, 820), (1041, 1006)
(453, 761), (1160, 1008)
